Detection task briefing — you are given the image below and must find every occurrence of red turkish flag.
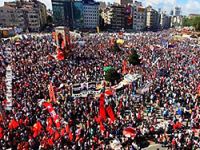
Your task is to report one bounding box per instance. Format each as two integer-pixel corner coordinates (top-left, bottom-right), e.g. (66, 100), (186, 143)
(106, 105), (116, 123)
(0, 127), (3, 139)
(69, 131), (73, 141)
(48, 138), (54, 146)
(99, 94), (106, 120)
(33, 121), (42, 138)
(65, 124), (70, 134)
(8, 119), (19, 130)
(122, 60), (128, 74)
(100, 121), (105, 132)
(60, 128), (65, 136)
(54, 131), (60, 140)
(56, 48), (64, 61)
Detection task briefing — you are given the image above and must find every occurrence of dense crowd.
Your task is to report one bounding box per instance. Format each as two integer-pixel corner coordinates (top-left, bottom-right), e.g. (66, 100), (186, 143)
(0, 29), (199, 149)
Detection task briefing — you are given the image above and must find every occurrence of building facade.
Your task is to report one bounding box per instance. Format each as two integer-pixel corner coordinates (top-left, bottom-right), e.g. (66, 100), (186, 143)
(73, 1), (84, 29)
(174, 7), (181, 16)
(101, 7), (112, 29)
(52, 0), (74, 28)
(146, 6), (160, 31)
(132, 1), (146, 31)
(27, 10), (40, 32)
(0, 6), (18, 27)
(83, 1), (99, 29)
(0, 0), (47, 32)
(115, 0), (132, 6)
(160, 12), (171, 29)
(124, 5), (133, 30)
(171, 16), (183, 27)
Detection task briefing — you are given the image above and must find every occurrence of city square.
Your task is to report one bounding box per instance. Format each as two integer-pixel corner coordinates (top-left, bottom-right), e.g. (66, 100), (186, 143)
(0, 0), (200, 150)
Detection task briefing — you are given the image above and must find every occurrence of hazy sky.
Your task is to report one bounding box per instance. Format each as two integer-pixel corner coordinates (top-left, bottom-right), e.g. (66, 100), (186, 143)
(0, 0), (200, 15)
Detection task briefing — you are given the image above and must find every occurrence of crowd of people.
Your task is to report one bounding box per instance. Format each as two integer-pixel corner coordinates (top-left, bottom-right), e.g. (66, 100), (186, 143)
(0, 29), (199, 149)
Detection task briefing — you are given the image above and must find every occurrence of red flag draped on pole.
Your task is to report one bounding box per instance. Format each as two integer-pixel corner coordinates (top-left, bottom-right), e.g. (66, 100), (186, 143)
(69, 130), (73, 141)
(99, 94), (106, 120)
(56, 48), (65, 61)
(48, 138), (54, 146)
(33, 121), (42, 138)
(8, 119), (19, 130)
(49, 82), (56, 103)
(65, 124), (70, 134)
(100, 121), (105, 132)
(43, 102), (60, 129)
(0, 127), (3, 139)
(106, 105), (116, 123)
(122, 60), (127, 74)
(60, 128), (65, 136)
(46, 117), (54, 135)
(54, 131), (60, 140)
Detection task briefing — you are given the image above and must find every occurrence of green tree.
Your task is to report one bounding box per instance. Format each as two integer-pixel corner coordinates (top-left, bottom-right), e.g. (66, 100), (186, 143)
(192, 17), (200, 31)
(182, 17), (192, 27)
(105, 68), (121, 85)
(47, 15), (53, 25)
(128, 50), (141, 65)
(182, 16), (200, 31)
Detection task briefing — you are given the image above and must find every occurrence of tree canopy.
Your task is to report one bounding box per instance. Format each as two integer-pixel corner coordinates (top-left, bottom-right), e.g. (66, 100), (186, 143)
(182, 16), (200, 31)
(128, 50), (141, 65)
(105, 68), (121, 85)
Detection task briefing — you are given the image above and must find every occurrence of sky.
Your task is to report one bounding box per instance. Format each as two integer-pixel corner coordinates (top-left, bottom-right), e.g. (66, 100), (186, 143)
(0, 0), (200, 15)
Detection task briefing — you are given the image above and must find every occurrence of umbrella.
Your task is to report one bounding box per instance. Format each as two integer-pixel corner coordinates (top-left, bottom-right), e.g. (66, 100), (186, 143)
(123, 127), (136, 138)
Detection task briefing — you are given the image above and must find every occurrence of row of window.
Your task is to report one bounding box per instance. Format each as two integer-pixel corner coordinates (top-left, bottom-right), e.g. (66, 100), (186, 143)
(84, 15), (98, 18)
(0, 10), (14, 13)
(83, 11), (98, 14)
(83, 7), (98, 10)
(29, 15), (38, 19)
(84, 19), (98, 22)
(84, 24), (97, 26)
(84, 17), (98, 20)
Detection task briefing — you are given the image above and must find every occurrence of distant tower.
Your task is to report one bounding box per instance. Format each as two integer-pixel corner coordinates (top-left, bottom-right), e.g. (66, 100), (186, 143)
(170, 10), (173, 16)
(174, 7), (181, 16)
(158, 8), (161, 13)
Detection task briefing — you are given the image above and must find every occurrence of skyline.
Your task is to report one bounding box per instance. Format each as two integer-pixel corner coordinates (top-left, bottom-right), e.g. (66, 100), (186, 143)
(0, 0), (200, 15)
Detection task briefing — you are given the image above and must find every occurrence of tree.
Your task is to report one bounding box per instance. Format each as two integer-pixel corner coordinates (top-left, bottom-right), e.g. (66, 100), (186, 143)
(47, 15), (53, 25)
(128, 50), (141, 65)
(192, 17), (200, 31)
(105, 68), (121, 85)
(182, 17), (192, 27)
(182, 16), (200, 31)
